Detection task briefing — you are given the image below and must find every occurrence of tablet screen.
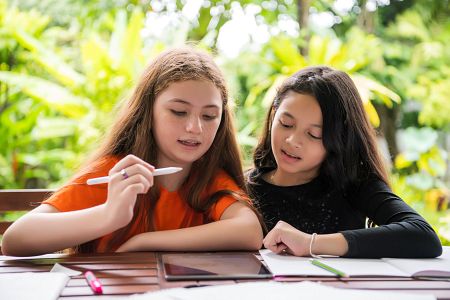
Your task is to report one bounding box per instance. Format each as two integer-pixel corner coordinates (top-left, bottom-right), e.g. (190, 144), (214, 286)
(160, 252), (273, 281)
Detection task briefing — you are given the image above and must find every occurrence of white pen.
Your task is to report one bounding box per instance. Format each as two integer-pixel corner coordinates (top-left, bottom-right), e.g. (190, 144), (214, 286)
(86, 167), (182, 185)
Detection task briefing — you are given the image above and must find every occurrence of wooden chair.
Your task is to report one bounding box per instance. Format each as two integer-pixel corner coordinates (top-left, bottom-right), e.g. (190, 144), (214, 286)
(0, 189), (54, 253)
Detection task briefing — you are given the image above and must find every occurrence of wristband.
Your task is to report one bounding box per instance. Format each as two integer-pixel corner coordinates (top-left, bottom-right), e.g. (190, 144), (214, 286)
(309, 233), (322, 258)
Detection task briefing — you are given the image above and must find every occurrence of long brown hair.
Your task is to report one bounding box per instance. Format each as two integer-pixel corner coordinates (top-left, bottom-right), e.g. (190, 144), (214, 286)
(252, 66), (388, 192)
(75, 47), (249, 252)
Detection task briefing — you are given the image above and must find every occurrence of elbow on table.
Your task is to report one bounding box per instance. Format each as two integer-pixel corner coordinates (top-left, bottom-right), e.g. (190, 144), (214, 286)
(2, 241), (50, 257)
(241, 221), (264, 251)
(414, 227), (443, 258)
(244, 236), (263, 251)
(403, 219), (443, 258)
(1, 228), (45, 257)
(426, 233), (443, 258)
(422, 222), (443, 258)
(1, 231), (22, 256)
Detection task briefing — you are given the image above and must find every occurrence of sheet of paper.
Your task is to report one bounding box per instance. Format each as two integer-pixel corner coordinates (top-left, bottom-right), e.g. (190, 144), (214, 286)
(50, 262), (82, 276)
(259, 249), (332, 276)
(383, 247), (450, 278)
(260, 249), (407, 277)
(0, 272), (69, 300)
(261, 249), (450, 277)
(126, 281), (436, 300)
(441, 246), (450, 259)
(317, 258), (409, 277)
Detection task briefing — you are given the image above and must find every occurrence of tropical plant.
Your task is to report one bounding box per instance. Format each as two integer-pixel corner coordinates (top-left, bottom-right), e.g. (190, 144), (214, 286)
(375, 4), (450, 245)
(0, 3), (153, 188)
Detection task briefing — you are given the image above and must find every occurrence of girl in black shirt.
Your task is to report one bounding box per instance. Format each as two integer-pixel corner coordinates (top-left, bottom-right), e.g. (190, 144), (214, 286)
(247, 66), (442, 258)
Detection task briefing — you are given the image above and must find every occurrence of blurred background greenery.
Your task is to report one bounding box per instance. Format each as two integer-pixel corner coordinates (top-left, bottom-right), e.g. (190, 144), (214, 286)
(0, 0), (449, 244)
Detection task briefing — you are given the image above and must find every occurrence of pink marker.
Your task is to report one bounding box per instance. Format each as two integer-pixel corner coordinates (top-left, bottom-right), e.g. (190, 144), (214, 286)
(84, 271), (103, 294)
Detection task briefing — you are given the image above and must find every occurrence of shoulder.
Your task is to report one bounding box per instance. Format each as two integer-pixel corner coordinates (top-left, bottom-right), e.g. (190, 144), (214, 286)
(347, 174), (403, 211)
(43, 155), (123, 211)
(244, 168), (276, 200)
(245, 168), (258, 178)
(352, 174), (392, 195)
(72, 155), (122, 184)
(245, 167), (271, 186)
(84, 155), (122, 173)
(208, 169), (241, 192)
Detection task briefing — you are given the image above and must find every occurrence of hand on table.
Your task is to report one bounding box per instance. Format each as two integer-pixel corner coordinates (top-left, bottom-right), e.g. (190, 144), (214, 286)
(263, 221), (312, 256)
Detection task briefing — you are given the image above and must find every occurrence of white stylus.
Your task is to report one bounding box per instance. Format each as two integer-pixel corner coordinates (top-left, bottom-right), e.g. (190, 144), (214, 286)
(86, 167), (182, 185)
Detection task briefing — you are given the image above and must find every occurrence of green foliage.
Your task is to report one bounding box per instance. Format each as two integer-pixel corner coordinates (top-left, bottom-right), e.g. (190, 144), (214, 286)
(394, 127), (447, 191)
(0, 2), (157, 188)
(391, 126), (449, 242)
(381, 8), (450, 129)
(0, 72), (92, 117)
(375, 4), (450, 244)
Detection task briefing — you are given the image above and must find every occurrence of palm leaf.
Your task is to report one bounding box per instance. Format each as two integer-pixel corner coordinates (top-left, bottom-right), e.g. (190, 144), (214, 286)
(0, 72), (93, 118)
(12, 29), (85, 88)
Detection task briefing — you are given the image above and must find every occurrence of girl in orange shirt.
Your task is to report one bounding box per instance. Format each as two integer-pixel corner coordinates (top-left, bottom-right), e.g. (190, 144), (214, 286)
(2, 47), (263, 256)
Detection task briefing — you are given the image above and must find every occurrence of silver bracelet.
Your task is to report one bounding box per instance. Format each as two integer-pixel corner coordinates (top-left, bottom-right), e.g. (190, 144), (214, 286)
(309, 233), (322, 258)
(309, 233), (340, 258)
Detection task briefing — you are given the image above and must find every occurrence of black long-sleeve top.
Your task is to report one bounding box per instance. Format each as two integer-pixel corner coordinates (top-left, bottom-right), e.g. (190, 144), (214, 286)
(247, 168), (442, 258)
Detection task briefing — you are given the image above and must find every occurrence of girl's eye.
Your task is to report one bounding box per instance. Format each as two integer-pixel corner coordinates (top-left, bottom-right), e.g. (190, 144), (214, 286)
(279, 120), (293, 128)
(203, 115), (217, 121)
(309, 133), (322, 140)
(170, 110), (186, 116)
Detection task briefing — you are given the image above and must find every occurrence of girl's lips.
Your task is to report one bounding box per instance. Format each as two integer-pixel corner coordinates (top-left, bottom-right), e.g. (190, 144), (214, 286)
(281, 149), (300, 160)
(177, 139), (201, 148)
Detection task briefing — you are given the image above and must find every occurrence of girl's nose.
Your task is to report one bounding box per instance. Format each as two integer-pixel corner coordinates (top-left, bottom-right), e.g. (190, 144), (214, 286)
(286, 134), (302, 148)
(186, 116), (202, 134)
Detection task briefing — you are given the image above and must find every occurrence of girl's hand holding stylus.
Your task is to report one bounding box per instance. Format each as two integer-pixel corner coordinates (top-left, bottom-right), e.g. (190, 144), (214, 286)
(263, 221), (311, 256)
(105, 155), (155, 228)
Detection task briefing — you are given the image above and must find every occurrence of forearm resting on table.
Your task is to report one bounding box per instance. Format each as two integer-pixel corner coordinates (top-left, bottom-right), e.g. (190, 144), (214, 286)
(312, 233), (349, 257)
(124, 206), (263, 251)
(1, 204), (115, 256)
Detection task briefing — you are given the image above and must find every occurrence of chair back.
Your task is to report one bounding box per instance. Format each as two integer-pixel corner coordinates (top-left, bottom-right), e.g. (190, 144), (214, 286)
(0, 189), (54, 235)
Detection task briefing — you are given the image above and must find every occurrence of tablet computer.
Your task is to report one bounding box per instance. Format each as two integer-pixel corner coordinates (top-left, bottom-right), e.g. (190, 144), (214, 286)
(160, 252), (273, 281)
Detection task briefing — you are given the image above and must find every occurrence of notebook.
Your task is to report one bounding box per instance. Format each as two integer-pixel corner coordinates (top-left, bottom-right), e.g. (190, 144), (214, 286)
(0, 272), (69, 300)
(260, 246), (450, 278)
(384, 255), (450, 279)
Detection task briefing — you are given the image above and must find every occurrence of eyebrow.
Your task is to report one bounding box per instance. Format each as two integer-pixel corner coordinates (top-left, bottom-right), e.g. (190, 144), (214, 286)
(280, 112), (322, 128)
(168, 98), (220, 109)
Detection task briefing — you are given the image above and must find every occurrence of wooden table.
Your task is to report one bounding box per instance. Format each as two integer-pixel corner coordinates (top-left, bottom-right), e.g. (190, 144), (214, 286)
(1, 251), (450, 299)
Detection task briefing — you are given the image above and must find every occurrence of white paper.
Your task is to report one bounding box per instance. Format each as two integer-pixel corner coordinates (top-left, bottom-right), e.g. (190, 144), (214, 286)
(316, 258), (409, 277)
(50, 262), (82, 276)
(261, 246), (450, 278)
(126, 281), (435, 300)
(383, 247), (450, 278)
(0, 272), (69, 300)
(260, 249), (408, 277)
(259, 249), (332, 276)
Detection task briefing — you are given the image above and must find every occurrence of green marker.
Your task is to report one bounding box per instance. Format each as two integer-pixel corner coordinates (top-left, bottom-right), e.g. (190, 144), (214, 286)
(310, 259), (348, 278)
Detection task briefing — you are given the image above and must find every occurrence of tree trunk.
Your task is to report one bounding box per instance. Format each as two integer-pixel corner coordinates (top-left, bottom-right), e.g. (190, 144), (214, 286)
(358, 0), (375, 33)
(358, 0), (398, 163)
(296, 0), (310, 56)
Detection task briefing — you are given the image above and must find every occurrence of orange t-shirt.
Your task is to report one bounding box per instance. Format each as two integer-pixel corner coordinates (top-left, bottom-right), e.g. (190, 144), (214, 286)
(43, 156), (242, 252)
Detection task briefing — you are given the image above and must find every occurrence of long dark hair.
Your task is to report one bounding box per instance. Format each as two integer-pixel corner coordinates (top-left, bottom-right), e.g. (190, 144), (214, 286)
(73, 47), (254, 252)
(253, 66), (388, 192)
